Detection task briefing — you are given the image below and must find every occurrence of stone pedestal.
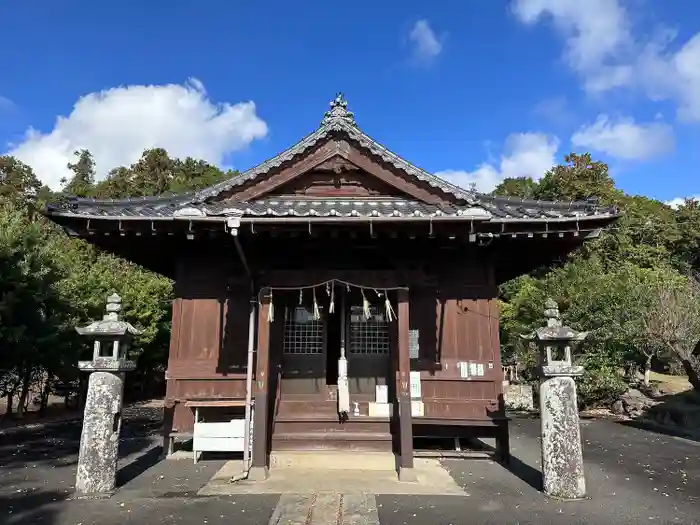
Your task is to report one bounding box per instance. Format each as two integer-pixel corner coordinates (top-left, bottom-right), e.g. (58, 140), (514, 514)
(523, 298), (588, 500)
(539, 376), (585, 499)
(73, 294), (139, 497)
(75, 371), (126, 495)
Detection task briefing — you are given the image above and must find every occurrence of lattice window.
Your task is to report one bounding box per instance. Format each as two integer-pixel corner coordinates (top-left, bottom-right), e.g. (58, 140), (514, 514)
(349, 305), (389, 355)
(283, 306), (324, 354)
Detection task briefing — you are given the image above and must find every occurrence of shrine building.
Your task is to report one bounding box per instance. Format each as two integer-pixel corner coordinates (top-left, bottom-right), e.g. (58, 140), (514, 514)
(44, 94), (618, 480)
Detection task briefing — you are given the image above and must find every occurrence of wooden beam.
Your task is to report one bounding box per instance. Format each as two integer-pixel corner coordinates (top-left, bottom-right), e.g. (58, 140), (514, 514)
(396, 289), (416, 481)
(250, 288), (271, 480)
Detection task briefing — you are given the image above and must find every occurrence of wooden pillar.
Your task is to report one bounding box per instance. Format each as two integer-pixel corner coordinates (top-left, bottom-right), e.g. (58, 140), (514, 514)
(250, 288), (271, 481)
(161, 291), (182, 457)
(396, 289), (416, 481)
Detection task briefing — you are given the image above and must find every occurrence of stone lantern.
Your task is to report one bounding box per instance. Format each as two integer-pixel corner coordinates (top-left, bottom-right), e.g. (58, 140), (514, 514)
(523, 298), (588, 500)
(74, 293), (140, 496)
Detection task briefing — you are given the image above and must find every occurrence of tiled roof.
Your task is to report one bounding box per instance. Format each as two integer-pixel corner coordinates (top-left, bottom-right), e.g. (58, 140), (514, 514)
(210, 198), (485, 218)
(46, 195), (616, 221)
(43, 94), (619, 224)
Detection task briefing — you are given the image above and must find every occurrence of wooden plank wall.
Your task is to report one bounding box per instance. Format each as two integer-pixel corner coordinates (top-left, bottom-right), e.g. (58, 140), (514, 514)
(165, 256), (250, 432)
(408, 263), (504, 421)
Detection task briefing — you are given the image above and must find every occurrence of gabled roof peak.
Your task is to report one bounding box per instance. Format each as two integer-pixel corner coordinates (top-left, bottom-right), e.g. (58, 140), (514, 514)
(320, 93), (357, 128)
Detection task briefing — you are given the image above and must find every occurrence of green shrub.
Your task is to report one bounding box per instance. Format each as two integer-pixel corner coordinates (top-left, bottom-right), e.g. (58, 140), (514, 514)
(575, 358), (628, 409)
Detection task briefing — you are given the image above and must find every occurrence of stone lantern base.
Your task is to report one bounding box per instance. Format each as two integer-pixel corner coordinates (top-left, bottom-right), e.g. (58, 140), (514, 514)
(74, 369), (129, 496)
(539, 376), (586, 499)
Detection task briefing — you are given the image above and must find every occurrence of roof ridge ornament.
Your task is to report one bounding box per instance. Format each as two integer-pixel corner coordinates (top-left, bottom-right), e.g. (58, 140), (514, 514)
(320, 93), (357, 128)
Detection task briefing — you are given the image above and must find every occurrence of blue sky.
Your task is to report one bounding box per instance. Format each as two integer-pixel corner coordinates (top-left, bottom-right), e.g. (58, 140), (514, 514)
(1, 0), (699, 204)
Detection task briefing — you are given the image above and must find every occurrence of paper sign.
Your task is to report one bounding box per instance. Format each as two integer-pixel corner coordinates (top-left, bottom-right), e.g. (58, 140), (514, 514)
(458, 361), (470, 379)
(409, 329), (420, 359)
(409, 371), (422, 399)
(375, 385), (388, 404)
(411, 400), (424, 417)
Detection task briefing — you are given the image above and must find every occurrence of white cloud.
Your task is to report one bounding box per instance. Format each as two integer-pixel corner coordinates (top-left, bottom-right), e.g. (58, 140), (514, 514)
(512, 0), (631, 81)
(6, 78), (268, 190)
(666, 196), (700, 209)
(511, 0), (700, 122)
(0, 95), (14, 110)
(571, 114), (674, 161)
(436, 132), (560, 192)
(408, 20), (443, 62)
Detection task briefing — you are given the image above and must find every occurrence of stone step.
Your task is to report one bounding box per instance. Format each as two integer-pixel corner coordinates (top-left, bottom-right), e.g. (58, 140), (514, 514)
(270, 450), (397, 471)
(269, 492), (380, 525)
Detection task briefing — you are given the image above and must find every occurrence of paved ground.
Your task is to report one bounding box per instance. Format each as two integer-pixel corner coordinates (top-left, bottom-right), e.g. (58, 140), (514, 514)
(0, 412), (698, 524)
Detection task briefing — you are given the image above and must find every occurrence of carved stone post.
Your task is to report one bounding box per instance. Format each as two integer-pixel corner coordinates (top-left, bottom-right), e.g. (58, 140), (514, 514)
(74, 294), (139, 496)
(523, 299), (588, 499)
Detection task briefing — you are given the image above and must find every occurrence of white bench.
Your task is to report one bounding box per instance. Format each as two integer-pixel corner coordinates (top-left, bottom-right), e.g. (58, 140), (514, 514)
(186, 399), (253, 463)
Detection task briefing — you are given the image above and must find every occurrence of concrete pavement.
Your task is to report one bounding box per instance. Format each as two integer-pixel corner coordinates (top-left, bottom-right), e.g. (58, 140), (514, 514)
(1, 412), (698, 524)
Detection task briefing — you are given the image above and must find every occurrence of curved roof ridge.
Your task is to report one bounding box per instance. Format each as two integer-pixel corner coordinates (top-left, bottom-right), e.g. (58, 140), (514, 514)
(191, 93), (478, 205)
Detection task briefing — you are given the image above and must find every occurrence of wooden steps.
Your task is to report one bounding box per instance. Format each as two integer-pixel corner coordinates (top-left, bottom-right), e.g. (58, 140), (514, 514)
(273, 399), (393, 452)
(272, 431), (393, 452)
(270, 450), (397, 471)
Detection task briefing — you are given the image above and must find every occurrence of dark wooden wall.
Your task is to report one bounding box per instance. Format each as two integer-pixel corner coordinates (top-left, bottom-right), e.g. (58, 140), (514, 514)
(164, 252), (503, 432)
(165, 255), (249, 432)
(408, 263), (503, 422)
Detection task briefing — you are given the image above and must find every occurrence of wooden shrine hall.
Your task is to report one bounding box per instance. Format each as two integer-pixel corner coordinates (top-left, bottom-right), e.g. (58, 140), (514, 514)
(44, 94), (618, 481)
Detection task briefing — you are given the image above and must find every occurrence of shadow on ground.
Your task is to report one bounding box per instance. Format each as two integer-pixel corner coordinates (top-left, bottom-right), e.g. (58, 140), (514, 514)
(0, 491), (66, 525)
(618, 389), (700, 444)
(0, 403), (163, 496)
(469, 438), (543, 491)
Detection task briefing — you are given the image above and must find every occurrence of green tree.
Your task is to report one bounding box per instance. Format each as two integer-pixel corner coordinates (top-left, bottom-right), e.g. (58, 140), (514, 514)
(62, 149), (96, 197)
(535, 153), (620, 203)
(492, 176), (538, 199)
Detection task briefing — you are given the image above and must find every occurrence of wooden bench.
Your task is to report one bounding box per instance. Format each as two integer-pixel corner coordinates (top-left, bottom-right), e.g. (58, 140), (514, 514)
(185, 399), (252, 463)
(413, 417), (511, 464)
(165, 431), (193, 456)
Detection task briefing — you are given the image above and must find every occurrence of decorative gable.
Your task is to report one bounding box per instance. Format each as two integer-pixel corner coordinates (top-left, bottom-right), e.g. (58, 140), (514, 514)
(193, 94), (476, 206)
(214, 136), (451, 204)
(271, 156), (405, 198)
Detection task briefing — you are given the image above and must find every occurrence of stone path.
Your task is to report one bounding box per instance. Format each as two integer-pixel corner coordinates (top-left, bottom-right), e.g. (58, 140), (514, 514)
(199, 453), (465, 496)
(268, 493), (379, 525)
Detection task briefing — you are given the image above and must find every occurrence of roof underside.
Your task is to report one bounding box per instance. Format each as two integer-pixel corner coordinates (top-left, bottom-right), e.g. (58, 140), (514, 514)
(44, 94), (618, 224)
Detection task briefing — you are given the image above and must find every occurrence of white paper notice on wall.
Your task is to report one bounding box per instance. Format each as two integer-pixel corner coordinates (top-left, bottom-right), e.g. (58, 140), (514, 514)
(469, 362), (478, 377)
(458, 361), (470, 379)
(409, 329), (420, 360)
(375, 385), (389, 404)
(409, 371), (422, 399)
(476, 363), (485, 377)
(411, 400), (424, 417)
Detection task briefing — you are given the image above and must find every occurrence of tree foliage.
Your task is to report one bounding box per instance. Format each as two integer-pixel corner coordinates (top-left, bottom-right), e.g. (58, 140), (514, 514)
(1, 147), (700, 417)
(0, 149), (233, 416)
(495, 153), (700, 406)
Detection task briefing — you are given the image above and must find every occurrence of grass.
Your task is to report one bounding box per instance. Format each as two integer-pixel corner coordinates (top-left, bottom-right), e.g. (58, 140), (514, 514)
(647, 371), (692, 394)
